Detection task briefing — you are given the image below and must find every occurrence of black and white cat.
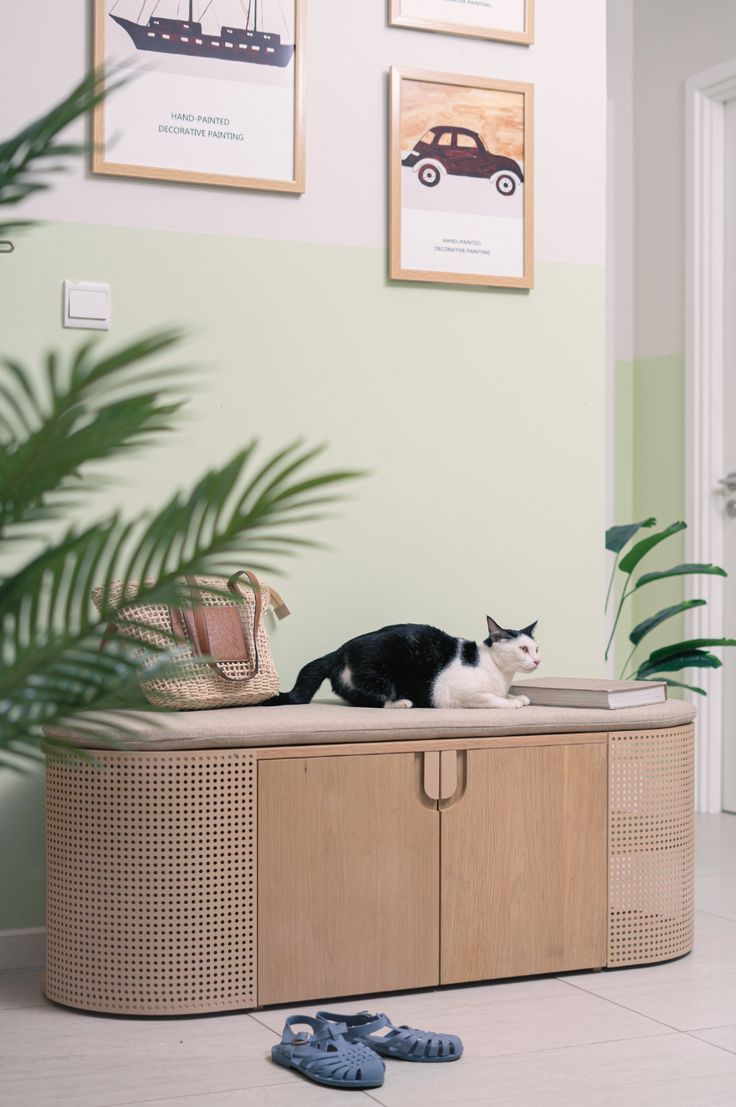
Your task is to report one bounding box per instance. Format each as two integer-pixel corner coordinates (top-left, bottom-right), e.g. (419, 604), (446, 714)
(269, 616), (540, 710)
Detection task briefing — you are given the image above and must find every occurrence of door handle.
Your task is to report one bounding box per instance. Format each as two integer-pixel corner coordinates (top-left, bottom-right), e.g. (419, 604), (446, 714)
(440, 750), (458, 800)
(423, 751), (441, 801)
(439, 750), (466, 807)
(423, 750), (465, 804)
(719, 472), (736, 492)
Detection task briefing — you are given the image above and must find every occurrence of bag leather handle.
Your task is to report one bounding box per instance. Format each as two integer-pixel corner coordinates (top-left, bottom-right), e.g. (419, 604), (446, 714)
(184, 576), (211, 656)
(267, 585), (290, 620)
(226, 570), (263, 680)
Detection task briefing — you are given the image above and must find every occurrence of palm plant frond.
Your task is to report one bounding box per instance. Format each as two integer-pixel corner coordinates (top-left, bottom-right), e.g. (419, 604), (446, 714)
(1, 439), (363, 757)
(0, 330), (189, 537)
(1, 71), (363, 767)
(0, 68), (122, 237)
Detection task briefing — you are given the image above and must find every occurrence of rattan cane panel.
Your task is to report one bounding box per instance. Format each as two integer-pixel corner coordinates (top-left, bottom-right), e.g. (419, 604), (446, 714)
(46, 749), (257, 1015)
(607, 725), (695, 967)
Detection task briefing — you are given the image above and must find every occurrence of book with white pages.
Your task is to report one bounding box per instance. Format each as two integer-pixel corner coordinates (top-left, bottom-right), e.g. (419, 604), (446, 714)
(510, 676), (667, 710)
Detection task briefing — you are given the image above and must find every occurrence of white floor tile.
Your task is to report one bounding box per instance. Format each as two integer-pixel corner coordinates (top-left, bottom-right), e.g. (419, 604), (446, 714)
(690, 1025), (736, 1054)
(697, 871), (736, 921)
(695, 813), (736, 877)
(366, 1033), (736, 1107)
(0, 1007), (292, 1107)
(0, 967), (45, 1010)
(120, 1084), (377, 1107)
(254, 976), (670, 1057)
(560, 911), (736, 1031)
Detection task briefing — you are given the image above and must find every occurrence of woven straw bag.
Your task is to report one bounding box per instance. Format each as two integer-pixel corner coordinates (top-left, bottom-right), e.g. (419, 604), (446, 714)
(92, 571), (289, 709)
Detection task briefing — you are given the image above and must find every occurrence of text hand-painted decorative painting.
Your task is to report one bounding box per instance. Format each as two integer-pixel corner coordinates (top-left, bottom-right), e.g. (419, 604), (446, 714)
(93, 0), (305, 191)
(390, 68), (534, 288)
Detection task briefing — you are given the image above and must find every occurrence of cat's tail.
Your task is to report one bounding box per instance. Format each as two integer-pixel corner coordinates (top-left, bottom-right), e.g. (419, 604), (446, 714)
(262, 651), (339, 706)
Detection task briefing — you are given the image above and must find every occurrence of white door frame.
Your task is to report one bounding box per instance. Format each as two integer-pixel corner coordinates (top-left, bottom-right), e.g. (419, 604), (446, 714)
(685, 59), (736, 812)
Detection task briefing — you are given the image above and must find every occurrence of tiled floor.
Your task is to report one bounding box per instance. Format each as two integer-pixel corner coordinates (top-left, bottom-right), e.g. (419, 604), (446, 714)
(1, 814), (735, 1107)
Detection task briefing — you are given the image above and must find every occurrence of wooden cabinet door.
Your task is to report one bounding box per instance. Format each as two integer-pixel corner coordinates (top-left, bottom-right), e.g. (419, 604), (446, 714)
(441, 743), (607, 984)
(258, 752), (439, 1005)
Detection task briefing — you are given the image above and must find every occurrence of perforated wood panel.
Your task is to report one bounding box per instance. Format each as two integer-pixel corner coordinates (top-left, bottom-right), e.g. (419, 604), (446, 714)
(46, 749), (257, 1015)
(607, 724), (695, 967)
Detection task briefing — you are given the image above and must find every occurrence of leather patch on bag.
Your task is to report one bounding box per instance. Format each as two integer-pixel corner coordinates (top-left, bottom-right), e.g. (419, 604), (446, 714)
(204, 607), (250, 662)
(183, 606), (250, 662)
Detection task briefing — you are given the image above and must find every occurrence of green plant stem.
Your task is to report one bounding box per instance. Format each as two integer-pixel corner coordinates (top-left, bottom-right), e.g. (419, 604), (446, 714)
(605, 577), (633, 662)
(619, 643), (637, 680)
(604, 552), (619, 614)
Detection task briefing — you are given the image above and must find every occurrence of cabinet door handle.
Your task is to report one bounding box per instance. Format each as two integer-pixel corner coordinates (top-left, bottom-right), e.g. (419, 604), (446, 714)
(440, 750), (458, 800)
(423, 751), (441, 800)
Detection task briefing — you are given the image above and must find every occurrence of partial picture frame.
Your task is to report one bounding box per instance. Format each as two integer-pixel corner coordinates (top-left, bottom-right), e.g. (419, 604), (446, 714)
(92, 0), (306, 193)
(390, 67), (534, 289)
(389, 0), (534, 46)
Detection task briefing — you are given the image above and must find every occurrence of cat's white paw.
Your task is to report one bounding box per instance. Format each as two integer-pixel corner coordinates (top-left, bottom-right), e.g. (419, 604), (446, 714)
(384, 698), (413, 709)
(506, 698), (524, 709)
(514, 695), (531, 707)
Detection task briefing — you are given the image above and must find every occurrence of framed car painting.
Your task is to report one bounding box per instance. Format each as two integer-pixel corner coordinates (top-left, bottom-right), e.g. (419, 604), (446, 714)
(389, 0), (534, 45)
(93, 0), (305, 192)
(390, 67), (533, 289)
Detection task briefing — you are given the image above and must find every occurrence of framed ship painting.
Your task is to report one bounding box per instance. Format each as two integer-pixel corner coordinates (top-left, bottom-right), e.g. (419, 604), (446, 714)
(390, 68), (533, 288)
(389, 0), (534, 45)
(93, 0), (305, 192)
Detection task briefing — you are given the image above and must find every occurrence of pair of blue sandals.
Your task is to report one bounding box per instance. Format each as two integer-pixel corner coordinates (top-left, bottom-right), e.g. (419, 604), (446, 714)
(272, 1009), (463, 1090)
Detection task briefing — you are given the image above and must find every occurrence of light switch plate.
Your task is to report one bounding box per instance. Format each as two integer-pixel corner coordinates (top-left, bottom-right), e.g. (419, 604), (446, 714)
(63, 280), (111, 330)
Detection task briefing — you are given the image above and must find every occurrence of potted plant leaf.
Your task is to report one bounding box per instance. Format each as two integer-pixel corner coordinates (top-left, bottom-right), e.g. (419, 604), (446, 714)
(605, 518), (736, 693)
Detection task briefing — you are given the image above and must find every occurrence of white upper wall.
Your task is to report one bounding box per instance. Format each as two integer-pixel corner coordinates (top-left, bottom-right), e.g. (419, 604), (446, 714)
(0, 0), (606, 267)
(633, 0), (736, 359)
(607, 0), (635, 363)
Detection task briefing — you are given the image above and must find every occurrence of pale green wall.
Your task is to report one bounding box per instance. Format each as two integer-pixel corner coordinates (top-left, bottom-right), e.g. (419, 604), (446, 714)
(614, 361), (635, 527)
(611, 360), (635, 671)
(612, 353), (686, 678)
(631, 354), (687, 662)
(632, 354), (685, 532)
(0, 222), (605, 929)
(0, 768), (45, 930)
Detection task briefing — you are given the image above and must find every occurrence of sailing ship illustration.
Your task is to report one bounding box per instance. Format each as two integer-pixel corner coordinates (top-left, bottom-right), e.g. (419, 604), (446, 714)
(110, 1), (295, 68)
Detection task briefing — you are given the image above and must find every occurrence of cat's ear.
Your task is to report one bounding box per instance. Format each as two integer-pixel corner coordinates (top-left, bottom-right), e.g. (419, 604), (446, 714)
(486, 615), (511, 641)
(520, 620), (538, 638)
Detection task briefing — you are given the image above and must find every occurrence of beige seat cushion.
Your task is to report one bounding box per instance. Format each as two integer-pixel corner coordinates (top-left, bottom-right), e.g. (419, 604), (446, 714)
(45, 698), (696, 751)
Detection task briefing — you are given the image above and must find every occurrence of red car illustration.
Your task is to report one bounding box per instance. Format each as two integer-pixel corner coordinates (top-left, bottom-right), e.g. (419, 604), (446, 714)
(402, 126), (524, 195)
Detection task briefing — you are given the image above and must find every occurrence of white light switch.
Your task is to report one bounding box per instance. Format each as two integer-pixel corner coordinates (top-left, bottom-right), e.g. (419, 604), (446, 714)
(63, 280), (111, 330)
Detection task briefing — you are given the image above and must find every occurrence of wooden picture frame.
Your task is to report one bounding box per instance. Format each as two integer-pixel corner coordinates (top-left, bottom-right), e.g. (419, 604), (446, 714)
(92, 0), (306, 193)
(389, 0), (534, 46)
(390, 67), (534, 289)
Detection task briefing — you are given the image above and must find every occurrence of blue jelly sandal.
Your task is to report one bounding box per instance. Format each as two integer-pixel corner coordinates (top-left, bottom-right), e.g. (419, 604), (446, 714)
(271, 1015), (385, 1089)
(316, 1010), (463, 1063)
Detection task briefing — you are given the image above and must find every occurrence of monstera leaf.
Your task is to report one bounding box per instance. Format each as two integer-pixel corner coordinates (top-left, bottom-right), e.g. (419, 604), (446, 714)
(634, 563), (727, 590)
(636, 650), (722, 678)
(628, 600), (706, 646)
(605, 518), (656, 554)
(619, 521), (687, 575)
(605, 516), (733, 684)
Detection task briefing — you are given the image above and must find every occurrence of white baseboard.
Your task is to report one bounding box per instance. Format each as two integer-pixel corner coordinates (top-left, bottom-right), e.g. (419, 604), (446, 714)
(0, 927), (45, 970)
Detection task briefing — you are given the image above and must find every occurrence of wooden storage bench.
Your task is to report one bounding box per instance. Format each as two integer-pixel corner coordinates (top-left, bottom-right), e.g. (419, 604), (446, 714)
(44, 700), (696, 1016)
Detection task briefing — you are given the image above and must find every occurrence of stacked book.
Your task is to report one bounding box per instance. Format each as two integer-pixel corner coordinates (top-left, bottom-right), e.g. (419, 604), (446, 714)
(509, 677), (667, 710)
